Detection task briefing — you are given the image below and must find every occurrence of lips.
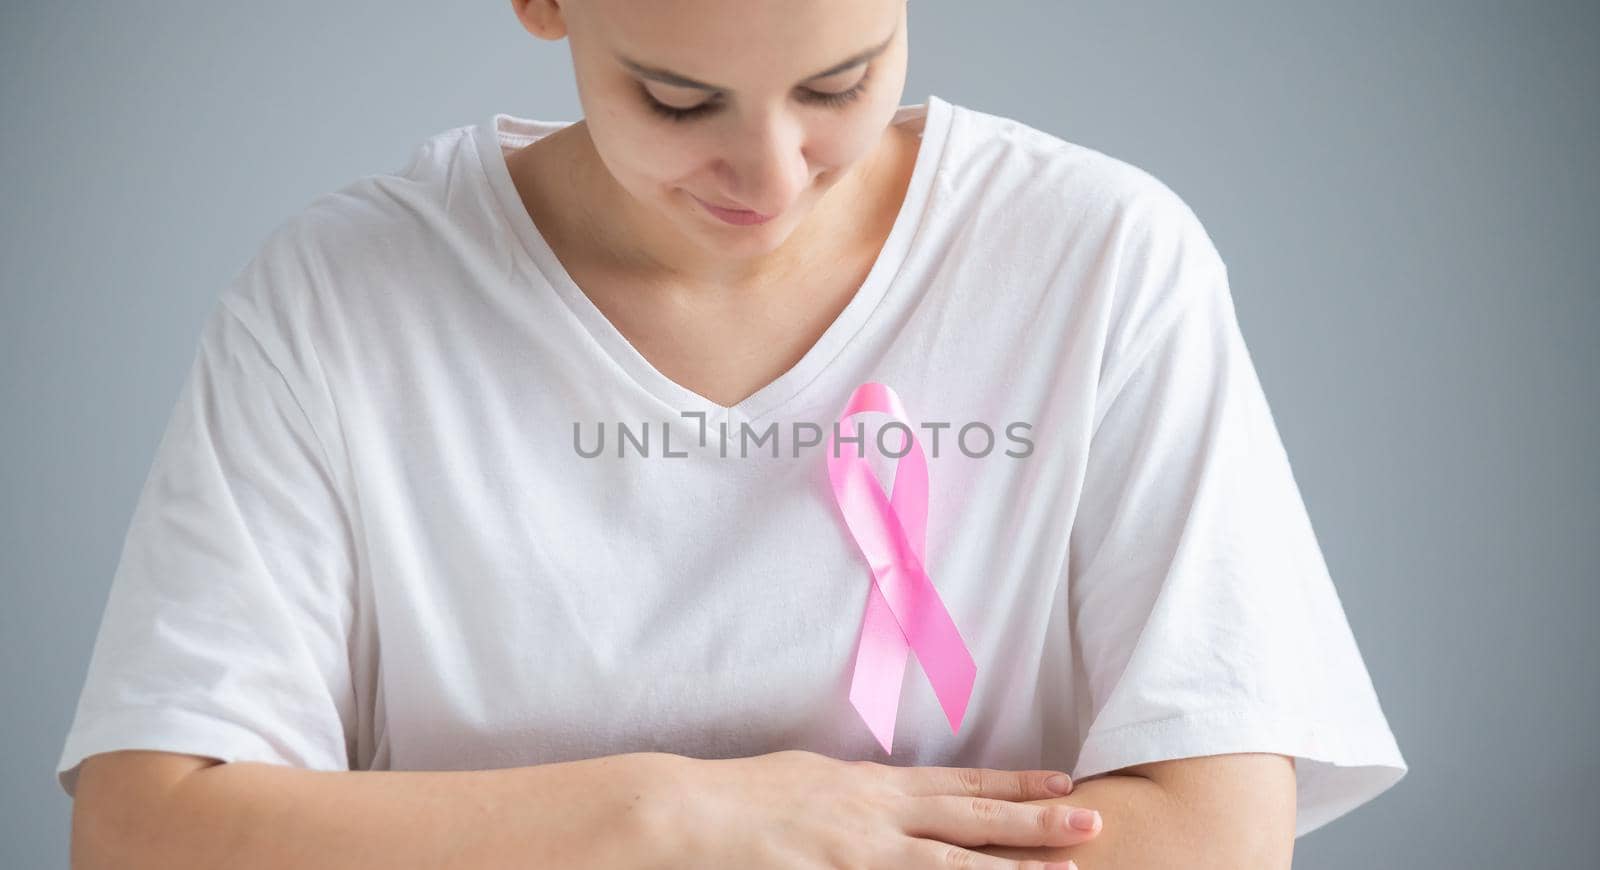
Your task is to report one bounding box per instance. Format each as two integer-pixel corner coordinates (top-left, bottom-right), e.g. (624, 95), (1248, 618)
(692, 194), (775, 226)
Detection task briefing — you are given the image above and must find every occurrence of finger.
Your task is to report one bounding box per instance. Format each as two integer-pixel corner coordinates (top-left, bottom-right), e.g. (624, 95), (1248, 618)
(900, 836), (1078, 870)
(892, 764), (1074, 801)
(899, 794), (1103, 849)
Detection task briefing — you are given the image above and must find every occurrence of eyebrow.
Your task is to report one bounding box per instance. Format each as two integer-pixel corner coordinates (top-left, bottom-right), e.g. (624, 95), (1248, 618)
(617, 29), (896, 93)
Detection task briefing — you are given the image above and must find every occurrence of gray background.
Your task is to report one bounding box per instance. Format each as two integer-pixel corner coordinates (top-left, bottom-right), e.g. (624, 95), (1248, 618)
(4, 1), (1595, 867)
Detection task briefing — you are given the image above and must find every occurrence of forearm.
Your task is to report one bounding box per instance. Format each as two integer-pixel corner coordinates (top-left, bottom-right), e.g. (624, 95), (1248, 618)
(975, 755), (1296, 868)
(76, 752), (678, 870)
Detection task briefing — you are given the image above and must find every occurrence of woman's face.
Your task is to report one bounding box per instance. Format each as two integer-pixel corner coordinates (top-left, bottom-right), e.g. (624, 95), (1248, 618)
(529, 0), (911, 262)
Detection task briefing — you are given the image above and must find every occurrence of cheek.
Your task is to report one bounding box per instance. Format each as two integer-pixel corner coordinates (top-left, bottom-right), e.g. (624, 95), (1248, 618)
(637, 147), (707, 195)
(797, 119), (893, 192)
(587, 113), (699, 190)
(816, 83), (913, 170)
(811, 122), (884, 168)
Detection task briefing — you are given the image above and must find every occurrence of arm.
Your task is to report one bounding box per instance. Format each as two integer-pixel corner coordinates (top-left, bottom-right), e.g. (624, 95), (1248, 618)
(70, 748), (684, 870)
(975, 753), (1297, 869)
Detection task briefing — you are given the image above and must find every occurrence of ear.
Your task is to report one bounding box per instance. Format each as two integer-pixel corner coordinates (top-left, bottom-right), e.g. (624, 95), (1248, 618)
(510, 0), (569, 40)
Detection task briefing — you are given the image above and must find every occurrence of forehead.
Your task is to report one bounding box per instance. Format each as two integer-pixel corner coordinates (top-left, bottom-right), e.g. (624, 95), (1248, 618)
(579, 0), (903, 86)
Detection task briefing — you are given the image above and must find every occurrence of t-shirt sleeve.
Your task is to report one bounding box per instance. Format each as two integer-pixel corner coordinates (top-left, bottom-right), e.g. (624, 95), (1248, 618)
(55, 292), (358, 799)
(1065, 203), (1407, 837)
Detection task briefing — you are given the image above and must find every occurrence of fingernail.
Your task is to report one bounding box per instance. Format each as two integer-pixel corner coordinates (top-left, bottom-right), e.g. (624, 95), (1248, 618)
(1069, 809), (1100, 831)
(1045, 773), (1072, 793)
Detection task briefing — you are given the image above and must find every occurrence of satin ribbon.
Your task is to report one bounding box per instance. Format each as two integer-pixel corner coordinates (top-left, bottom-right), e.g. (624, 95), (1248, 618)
(825, 382), (977, 754)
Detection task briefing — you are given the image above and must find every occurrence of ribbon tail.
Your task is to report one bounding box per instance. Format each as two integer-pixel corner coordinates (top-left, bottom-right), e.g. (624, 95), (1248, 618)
(890, 563), (978, 736)
(848, 577), (909, 754)
(927, 630), (977, 735)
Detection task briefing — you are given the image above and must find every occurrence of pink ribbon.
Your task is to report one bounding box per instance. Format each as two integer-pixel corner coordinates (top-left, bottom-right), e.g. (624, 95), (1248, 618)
(825, 382), (977, 754)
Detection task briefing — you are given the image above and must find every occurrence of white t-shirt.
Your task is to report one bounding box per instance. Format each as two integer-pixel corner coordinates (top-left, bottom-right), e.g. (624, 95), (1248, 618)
(56, 94), (1406, 837)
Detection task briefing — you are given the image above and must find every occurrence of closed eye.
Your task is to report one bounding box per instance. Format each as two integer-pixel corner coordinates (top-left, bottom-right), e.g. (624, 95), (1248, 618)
(640, 66), (874, 123)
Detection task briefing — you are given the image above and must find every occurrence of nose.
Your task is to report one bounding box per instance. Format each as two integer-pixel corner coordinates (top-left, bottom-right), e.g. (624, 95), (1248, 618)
(716, 108), (810, 216)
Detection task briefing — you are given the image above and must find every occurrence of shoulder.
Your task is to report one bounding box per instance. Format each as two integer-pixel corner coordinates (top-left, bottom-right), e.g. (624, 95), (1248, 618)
(941, 101), (1230, 357)
(205, 120), (495, 396)
(218, 120), (494, 338)
(237, 121), (483, 285)
(945, 101), (1224, 276)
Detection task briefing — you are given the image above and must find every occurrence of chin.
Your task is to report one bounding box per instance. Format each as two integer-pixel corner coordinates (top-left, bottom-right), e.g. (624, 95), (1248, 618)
(697, 217), (794, 256)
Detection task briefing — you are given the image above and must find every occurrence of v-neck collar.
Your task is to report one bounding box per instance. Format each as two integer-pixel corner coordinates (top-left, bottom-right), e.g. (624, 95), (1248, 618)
(474, 94), (955, 426)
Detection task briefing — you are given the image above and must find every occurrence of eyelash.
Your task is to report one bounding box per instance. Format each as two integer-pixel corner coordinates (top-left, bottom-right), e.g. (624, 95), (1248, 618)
(642, 67), (873, 123)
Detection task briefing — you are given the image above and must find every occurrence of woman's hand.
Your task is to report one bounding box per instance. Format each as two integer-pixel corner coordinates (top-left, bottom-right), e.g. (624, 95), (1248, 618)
(649, 749), (1102, 869)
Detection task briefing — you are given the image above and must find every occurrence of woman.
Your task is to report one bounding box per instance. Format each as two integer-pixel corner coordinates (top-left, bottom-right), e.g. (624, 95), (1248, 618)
(58, 1), (1407, 867)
